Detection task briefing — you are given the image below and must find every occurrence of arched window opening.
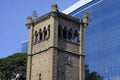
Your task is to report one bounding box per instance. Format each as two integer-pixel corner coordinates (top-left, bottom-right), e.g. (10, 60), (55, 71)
(66, 55), (72, 65)
(74, 30), (79, 43)
(68, 28), (72, 41)
(35, 30), (38, 44)
(48, 25), (50, 38)
(58, 24), (61, 38)
(43, 27), (47, 40)
(63, 26), (67, 39)
(39, 28), (42, 41)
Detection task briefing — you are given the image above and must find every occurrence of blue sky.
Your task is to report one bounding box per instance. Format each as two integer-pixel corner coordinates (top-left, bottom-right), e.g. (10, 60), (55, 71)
(0, 0), (79, 58)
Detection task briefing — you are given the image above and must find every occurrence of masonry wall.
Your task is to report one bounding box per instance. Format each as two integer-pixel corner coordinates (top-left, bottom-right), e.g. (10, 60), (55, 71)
(57, 50), (79, 80)
(31, 48), (53, 80)
(26, 12), (85, 80)
(56, 17), (80, 80)
(32, 16), (54, 54)
(58, 39), (79, 54)
(59, 18), (80, 30)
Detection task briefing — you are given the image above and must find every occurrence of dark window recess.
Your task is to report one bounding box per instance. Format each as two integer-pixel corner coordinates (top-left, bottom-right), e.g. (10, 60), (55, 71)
(63, 26), (67, 39)
(39, 73), (42, 80)
(66, 55), (72, 66)
(74, 30), (79, 43)
(35, 30), (38, 43)
(58, 25), (61, 38)
(48, 25), (50, 38)
(39, 29), (42, 41)
(43, 27), (47, 40)
(68, 28), (72, 40)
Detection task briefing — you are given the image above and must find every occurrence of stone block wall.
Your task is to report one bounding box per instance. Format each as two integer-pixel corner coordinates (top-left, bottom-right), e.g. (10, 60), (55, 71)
(57, 50), (79, 80)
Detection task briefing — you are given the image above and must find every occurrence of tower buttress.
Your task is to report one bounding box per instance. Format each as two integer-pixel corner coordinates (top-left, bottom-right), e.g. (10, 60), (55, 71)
(79, 12), (90, 80)
(26, 16), (34, 80)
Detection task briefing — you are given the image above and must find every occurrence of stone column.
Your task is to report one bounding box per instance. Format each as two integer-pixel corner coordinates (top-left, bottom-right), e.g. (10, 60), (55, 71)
(79, 22), (85, 80)
(26, 16), (34, 80)
(51, 4), (59, 80)
(51, 13), (59, 80)
(79, 12), (90, 80)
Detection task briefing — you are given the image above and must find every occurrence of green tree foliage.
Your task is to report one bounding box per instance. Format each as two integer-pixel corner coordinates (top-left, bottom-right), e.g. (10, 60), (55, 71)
(0, 53), (27, 80)
(85, 65), (103, 80)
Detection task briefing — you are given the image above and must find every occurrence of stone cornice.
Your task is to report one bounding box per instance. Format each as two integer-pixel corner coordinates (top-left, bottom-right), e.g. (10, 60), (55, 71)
(27, 46), (85, 57)
(33, 12), (80, 25)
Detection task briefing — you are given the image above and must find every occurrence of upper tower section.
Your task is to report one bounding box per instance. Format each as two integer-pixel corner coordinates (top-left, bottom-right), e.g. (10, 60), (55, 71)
(26, 4), (90, 55)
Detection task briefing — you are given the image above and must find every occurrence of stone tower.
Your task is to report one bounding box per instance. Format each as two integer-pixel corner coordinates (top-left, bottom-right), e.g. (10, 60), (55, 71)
(26, 4), (89, 80)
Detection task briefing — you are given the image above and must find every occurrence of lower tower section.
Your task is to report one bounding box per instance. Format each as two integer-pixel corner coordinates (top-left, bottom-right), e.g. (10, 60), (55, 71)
(28, 48), (54, 80)
(57, 49), (80, 80)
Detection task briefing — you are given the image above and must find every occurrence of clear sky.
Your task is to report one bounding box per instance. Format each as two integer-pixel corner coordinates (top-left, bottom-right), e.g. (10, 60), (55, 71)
(0, 0), (79, 58)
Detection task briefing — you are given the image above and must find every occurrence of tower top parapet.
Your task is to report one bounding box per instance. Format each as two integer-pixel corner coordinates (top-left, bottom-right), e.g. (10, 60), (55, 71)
(80, 10), (90, 28)
(51, 4), (58, 12)
(26, 16), (33, 29)
(26, 4), (90, 29)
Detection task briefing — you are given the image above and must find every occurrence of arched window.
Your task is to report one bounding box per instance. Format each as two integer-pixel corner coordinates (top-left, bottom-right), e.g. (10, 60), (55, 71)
(63, 26), (67, 39)
(48, 25), (50, 38)
(58, 24), (61, 38)
(74, 30), (79, 43)
(43, 27), (47, 40)
(68, 28), (72, 41)
(39, 28), (42, 41)
(35, 30), (38, 43)
(66, 55), (72, 65)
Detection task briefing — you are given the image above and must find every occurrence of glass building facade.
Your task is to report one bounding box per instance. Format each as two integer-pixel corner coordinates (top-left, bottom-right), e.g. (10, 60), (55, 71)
(65, 0), (120, 80)
(21, 40), (28, 53)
